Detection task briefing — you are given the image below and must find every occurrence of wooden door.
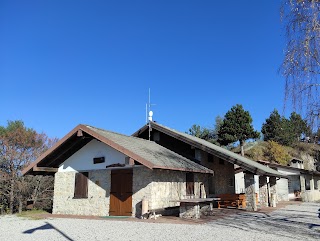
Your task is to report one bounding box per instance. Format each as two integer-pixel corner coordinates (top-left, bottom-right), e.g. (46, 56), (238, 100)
(109, 169), (133, 216)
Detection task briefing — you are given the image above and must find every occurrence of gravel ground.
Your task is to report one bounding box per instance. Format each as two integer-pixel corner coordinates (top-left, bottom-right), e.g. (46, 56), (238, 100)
(0, 203), (319, 241)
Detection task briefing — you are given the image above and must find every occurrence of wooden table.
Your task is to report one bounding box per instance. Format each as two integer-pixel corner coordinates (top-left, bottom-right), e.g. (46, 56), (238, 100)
(171, 198), (221, 219)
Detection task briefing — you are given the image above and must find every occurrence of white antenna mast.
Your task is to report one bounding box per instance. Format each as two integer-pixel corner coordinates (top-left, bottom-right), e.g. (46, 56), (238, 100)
(147, 88), (155, 141)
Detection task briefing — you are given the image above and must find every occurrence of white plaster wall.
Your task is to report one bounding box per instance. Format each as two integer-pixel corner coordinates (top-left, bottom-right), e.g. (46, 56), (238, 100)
(254, 175), (259, 195)
(58, 139), (126, 172)
(235, 172), (259, 194)
(235, 172), (245, 194)
(277, 178), (289, 201)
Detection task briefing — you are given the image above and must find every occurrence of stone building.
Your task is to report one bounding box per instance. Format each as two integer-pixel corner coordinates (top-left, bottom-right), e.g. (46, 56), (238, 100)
(23, 122), (285, 217)
(236, 159), (320, 205)
(133, 121), (284, 211)
(22, 124), (213, 217)
(257, 160), (320, 202)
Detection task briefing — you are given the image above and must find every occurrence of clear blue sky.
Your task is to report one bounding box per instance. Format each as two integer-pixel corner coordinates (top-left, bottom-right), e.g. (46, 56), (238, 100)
(0, 1), (287, 139)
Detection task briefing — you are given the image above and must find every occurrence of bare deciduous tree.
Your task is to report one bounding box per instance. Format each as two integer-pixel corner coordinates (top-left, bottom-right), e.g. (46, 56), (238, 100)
(280, 0), (320, 128)
(0, 120), (57, 214)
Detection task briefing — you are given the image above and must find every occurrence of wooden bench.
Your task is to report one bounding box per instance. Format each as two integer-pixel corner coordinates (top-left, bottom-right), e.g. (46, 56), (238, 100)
(216, 194), (246, 209)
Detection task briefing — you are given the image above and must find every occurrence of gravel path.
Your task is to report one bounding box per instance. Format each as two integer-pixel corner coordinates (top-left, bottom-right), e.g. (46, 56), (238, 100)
(0, 203), (319, 241)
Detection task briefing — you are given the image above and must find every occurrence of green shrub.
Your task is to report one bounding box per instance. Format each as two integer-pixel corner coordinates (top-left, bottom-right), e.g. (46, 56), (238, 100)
(263, 141), (292, 165)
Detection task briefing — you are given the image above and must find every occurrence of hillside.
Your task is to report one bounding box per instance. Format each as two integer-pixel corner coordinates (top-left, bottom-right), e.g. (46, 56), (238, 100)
(232, 141), (320, 171)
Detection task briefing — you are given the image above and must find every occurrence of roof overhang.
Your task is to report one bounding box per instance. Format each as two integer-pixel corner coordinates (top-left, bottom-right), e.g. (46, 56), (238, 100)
(23, 124), (213, 175)
(133, 122), (286, 178)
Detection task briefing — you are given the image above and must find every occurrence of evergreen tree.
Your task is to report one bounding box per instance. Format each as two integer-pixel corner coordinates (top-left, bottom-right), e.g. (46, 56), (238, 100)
(187, 124), (213, 141)
(261, 109), (283, 143)
(279, 117), (295, 146)
(218, 104), (260, 156)
(289, 112), (309, 141)
(187, 116), (224, 145)
(262, 110), (309, 146)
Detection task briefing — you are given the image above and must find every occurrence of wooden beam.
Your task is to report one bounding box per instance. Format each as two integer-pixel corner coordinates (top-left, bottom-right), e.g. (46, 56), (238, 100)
(33, 166), (58, 172)
(45, 136), (89, 167)
(77, 129), (83, 137)
(129, 157), (135, 165)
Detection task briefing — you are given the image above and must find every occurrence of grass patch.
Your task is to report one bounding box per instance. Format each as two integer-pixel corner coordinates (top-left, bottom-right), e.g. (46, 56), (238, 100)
(17, 209), (49, 220)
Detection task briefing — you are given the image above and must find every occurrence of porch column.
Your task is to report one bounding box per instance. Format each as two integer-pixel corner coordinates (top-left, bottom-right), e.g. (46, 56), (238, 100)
(269, 176), (277, 207)
(310, 177), (315, 191)
(259, 176), (268, 207)
(244, 173), (257, 211)
(300, 175), (306, 191)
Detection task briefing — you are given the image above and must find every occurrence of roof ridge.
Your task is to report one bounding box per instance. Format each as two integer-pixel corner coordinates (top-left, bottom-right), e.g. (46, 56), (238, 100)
(149, 122), (285, 177)
(86, 125), (213, 171)
(85, 124), (168, 145)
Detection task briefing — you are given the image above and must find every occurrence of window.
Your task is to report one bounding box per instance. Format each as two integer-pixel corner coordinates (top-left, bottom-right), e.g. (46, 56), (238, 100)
(229, 178), (234, 187)
(74, 172), (89, 198)
(186, 172), (194, 196)
(207, 154), (213, 163)
(153, 132), (160, 142)
(194, 149), (202, 162)
(305, 179), (310, 190)
(93, 157), (105, 164)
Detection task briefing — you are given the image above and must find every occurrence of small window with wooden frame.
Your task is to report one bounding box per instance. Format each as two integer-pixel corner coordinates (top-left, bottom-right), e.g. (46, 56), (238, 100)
(93, 157), (105, 164)
(186, 172), (194, 196)
(74, 172), (89, 199)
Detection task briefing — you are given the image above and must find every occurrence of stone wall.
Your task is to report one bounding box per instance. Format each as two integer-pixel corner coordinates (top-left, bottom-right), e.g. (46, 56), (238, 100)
(133, 167), (209, 217)
(259, 176), (268, 207)
(199, 151), (235, 195)
(52, 169), (111, 216)
(301, 190), (320, 202)
(53, 167), (209, 217)
(132, 167), (153, 217)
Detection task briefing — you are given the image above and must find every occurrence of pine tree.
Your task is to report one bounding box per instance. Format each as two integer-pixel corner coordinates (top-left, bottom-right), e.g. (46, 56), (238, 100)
(289, 112), (309, 141)
(218, 104), (260, 156)
(262, 110), (309, 146)
(261, 109), (283, 143)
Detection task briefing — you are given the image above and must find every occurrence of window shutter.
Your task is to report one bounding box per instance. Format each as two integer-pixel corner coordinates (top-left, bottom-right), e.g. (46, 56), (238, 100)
(74, 172), (88, 198)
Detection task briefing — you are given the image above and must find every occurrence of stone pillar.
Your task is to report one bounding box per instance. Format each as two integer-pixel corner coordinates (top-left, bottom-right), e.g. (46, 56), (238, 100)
(244, 173), (257, 211)
(310, 177), (315, 191)
(300, 175), (306, 191)
(300, 175), (307, 202)
(269, 176), (277, 207)
(259, 176), (268, 207)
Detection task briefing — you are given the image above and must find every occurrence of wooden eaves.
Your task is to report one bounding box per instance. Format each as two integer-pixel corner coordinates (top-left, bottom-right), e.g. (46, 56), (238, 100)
(133, 122), (286, 178)
(22, 124), (156, 175)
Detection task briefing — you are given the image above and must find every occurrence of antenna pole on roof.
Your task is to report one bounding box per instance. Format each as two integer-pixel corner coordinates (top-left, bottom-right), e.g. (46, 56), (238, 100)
(147, 88), (155, 141)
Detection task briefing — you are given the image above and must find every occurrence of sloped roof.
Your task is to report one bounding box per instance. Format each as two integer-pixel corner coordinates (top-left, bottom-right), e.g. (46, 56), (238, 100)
(22, 124), (213, 175)
(133, 122), (285, 178)
(257, 160), (320, 177)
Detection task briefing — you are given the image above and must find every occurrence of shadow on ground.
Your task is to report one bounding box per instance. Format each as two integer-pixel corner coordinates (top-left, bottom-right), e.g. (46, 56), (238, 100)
(23, 222), (74, 241)
(205, 203), (320, 240)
